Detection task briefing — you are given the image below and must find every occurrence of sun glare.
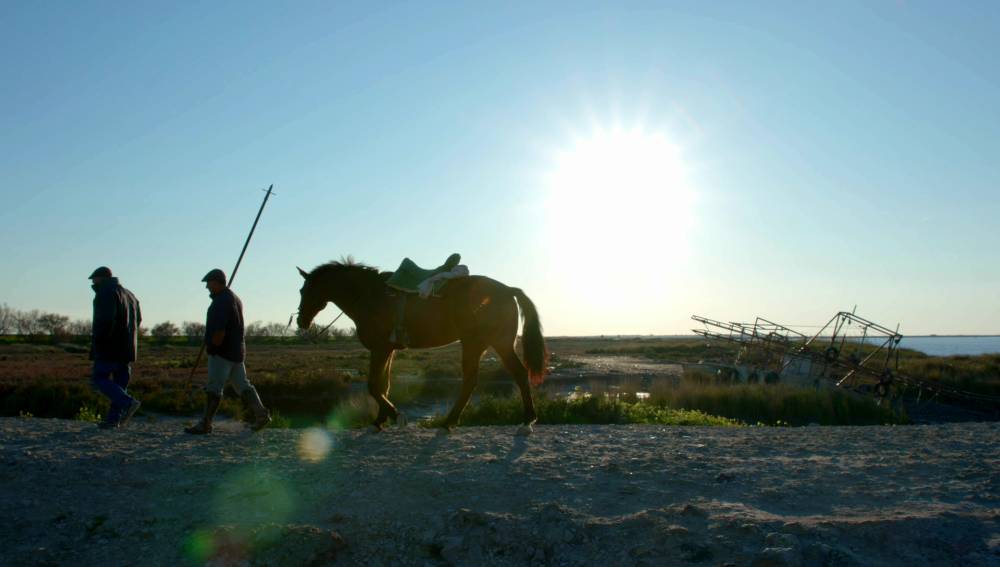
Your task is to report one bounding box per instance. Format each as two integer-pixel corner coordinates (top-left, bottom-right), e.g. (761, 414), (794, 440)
(544, 126), (695, 307)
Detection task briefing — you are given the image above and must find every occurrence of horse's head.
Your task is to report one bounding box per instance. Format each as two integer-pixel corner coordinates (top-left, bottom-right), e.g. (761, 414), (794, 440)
(296, 258), (382, 331)
(296, 266), (327, 330)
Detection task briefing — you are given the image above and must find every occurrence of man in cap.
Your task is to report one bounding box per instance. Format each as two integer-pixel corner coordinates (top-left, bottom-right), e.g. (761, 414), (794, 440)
(88, 266), (142, 429)
(185, 268), (271, 434)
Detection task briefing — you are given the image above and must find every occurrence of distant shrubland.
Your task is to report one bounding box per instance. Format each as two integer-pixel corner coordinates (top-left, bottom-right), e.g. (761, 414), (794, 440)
(0, 302), (355, 344)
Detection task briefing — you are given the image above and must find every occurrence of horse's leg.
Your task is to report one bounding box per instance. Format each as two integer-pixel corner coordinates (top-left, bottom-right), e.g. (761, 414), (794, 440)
(496, 344), (538, 433)
(368, 349), (398, 430)
(383, 350), (406, 427)
(443, 342), (486, 430)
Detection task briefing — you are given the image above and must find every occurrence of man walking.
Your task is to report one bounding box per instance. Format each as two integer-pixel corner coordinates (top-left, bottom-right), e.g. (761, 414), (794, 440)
(88, 266), (142, 429)
(185, 268), (271, 434)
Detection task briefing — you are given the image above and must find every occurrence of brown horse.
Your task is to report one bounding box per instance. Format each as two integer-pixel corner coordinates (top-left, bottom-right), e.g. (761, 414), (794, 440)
(295, 259), (548, 431)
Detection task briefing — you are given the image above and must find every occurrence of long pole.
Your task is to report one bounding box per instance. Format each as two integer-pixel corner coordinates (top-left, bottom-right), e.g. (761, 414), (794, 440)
(229, 184), (275, 288)
(187, 184), (275, 387)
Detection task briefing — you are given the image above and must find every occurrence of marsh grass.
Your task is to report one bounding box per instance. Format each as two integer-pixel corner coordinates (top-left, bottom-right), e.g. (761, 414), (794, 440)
(428, 368), (906, 427)
(584, 339), (740, 363)
(648, 381), (905, 425)
(0, 337), (977, 427)
(897, 354), (1000, 398)
(587, 337), (999, 407)
(0, 370), (351, 421)
(421, 394), (742, 428)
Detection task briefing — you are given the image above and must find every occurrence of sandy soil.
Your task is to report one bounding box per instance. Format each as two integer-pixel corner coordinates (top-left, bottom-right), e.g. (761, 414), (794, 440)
(1, 418), (998, 567)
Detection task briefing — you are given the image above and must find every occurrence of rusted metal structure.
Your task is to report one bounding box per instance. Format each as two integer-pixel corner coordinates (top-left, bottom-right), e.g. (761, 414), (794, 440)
(690, 315), (807, 383)
(692, 310), (1000, 414)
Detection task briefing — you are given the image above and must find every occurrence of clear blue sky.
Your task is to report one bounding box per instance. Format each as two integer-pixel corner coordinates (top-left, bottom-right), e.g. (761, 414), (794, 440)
(2, 1), (998, 335)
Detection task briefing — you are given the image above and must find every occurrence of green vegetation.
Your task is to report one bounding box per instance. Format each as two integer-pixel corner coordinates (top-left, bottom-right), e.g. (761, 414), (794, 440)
(897, 353), (1000, 398)
(584, 338), (740, 363)
(423, 394), (742, 427)
(0, 336), (988, 428)
(429, 375), (905, 428)
(0, 369), (351, 422)
(648, 377), (905, 426)
(74, 404), (102, 423)
(581, 336), (1000, 404)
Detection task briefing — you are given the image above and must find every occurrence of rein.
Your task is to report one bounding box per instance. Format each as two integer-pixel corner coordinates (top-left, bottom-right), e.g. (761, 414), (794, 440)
(286, 310), (345, 339)
(319, 311), (345, 333)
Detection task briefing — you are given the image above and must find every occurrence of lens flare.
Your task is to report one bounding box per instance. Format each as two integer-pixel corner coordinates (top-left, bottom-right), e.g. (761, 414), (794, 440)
(214, 467), (296, 531)
(298, 427), (333, 463)
(183, 529), (215, 563)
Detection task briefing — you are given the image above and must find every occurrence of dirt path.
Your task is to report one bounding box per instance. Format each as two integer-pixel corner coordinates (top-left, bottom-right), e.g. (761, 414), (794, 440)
(1, 418), (998, 566)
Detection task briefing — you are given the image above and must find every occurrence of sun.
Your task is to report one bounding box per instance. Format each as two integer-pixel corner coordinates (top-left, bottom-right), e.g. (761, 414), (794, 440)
(543, 126), (696, 303)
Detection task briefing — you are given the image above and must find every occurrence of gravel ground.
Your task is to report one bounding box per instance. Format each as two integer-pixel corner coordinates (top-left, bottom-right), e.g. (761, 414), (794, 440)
(1, 418), (998, 567)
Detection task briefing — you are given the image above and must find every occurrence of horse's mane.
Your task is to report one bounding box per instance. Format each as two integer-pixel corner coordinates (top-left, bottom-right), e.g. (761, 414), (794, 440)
(310, 256), (378, 275)
(310, 256), (379, 277)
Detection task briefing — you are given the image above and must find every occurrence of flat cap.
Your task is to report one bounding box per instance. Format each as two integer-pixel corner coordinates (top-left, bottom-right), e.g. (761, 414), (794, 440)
(201, 268), (227, 284)
(88, 266), (112, 279)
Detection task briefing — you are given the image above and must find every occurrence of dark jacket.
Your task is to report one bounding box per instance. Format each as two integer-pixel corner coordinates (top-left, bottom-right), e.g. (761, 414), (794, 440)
(90, 278), (142, 363)
(205, 288), (246, 363)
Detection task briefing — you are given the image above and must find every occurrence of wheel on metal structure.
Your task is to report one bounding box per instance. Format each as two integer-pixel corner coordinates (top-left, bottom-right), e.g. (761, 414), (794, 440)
(874, 369), (894, 398)
(824, 346), (839, 363)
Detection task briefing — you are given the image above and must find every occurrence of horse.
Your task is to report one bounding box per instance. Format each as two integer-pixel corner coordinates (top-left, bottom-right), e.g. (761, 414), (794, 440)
(295, 259), (548, 432)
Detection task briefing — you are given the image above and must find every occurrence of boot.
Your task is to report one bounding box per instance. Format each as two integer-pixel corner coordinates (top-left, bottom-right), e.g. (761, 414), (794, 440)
(241, 388), (271, 432)
(185, 393), (222, 434)
(239, 393), (254, 426)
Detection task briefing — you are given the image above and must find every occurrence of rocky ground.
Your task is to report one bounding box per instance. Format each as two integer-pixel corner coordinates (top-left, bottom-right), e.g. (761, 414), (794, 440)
(1, 418), (998, 567)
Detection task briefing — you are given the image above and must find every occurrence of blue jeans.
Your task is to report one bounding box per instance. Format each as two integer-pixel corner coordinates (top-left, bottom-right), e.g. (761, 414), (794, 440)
(91, 361), (135, 423)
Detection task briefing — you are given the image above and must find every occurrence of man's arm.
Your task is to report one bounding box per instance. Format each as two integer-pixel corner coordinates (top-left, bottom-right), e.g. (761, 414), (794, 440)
(93, 291), (117, 339)
(211, 330), (226, 346)
(91, 290), (117, 360)
(206, 295), (230, 349)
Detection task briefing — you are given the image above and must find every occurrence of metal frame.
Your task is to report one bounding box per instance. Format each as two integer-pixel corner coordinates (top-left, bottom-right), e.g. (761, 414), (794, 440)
(692, 310), (1000, 413)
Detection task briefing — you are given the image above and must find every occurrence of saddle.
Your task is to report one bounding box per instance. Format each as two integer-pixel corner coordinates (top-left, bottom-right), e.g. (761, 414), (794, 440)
(386, 253), (465, 297)
(386, 253), (468, 346)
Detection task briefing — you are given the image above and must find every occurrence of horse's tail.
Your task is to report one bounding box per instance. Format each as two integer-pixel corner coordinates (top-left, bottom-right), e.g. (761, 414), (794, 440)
(510, 287), (549, 386)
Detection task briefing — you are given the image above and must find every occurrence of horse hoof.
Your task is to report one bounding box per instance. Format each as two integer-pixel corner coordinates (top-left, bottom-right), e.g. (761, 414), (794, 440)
(437, 426), (453, 436)
(367, 424), (383, 434)
(515, 424), (534, 436)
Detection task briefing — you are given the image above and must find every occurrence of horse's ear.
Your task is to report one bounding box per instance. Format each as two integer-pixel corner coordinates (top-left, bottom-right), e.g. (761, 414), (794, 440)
(297, 266), (308, 279)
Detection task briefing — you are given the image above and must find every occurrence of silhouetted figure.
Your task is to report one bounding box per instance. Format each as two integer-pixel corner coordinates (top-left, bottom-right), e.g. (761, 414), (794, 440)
(185, 269), (270, 434)
(88, 266), (142, 429)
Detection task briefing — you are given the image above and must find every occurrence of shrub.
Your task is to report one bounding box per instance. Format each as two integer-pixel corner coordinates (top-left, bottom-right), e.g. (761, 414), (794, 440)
(421, 359), (461, 379)
(649, 380), (905, 426)
(151, 322), (179, 343)
(422, 394), (742, 428)
(75, 404), (103, 423)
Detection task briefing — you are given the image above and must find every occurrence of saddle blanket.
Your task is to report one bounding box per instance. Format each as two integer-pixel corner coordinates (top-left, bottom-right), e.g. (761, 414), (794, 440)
(387, 253), (468, 298)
